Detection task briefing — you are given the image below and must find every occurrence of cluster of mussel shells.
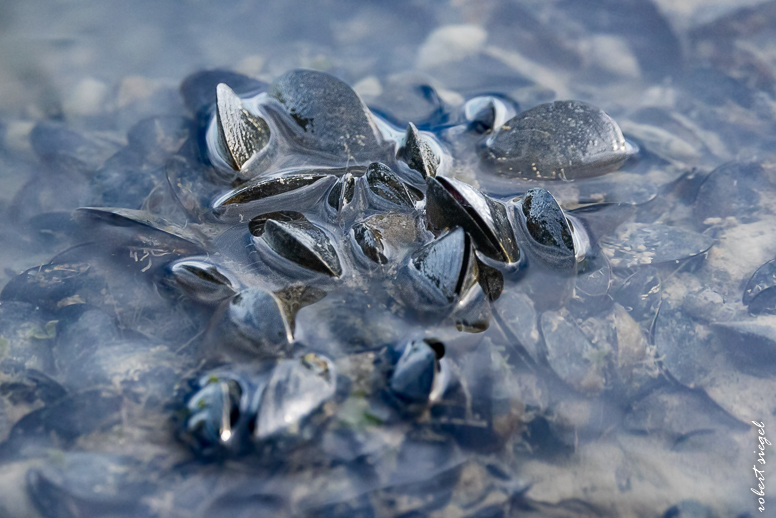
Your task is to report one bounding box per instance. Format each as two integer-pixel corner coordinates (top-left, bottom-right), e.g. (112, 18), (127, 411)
(166, 70), (612, 456)
(64, 69), (625, 457)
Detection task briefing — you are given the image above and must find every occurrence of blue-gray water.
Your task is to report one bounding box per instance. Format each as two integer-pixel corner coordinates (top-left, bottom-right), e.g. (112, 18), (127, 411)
(0, 1), (774, 516)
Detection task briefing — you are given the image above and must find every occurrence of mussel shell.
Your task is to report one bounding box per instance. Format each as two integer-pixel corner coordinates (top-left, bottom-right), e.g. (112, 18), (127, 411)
(268, 69), (384, 161)
(365, 162), (420, 209)
(402, 227), (479, 316)
(743, 259), (776, 314)
(462, 95), (516, 135)
(481, 100), (629, 180)
(212, 172), (336, 222)
(425, 176), (519, 263)
(512, 187), (577, 270)
(1, 389), (123, 458)
(215, 83), (271, 171)
(396, 123), (439, 178)
(326, 172), (358, 213)
(221, 287), (293, 358)
(167, 257), (238, 304)
(352, 221), (388, 265)
(183, 372), (247, 454)
(250, 212), (342, 277)
(254, 352), (337, 441)
(389, 339), (447, 405)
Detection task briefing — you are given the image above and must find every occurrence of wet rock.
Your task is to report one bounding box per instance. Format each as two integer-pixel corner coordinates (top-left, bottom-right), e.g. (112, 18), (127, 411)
(63, 339), (180, 407)
(568, 253), (612, 317)
(89, 148), (165, 209)
(550, 172), (659, 210)
(426, 52), (535, 96)
(27, 453), (156, 518)
(30, 122), (122, 173)
(493, 290), (543, 364)
(701, 217), (776, 301)
(600, 222), (713, 269)
(688, 2), (776, 94)
(613, 267), (661, 327)
(0, 302), (57, 375)
(558, 0), (682, 81)
(654, 300), (718, 387)
(0, 365), (66, 442)
(481, 100), (629, 179)
(416, 24), (487, 70)
(624, 386), (745, 442)
(694, 162), (773, 226)
(540, 310), (608, 394)
(662, 499), (718, 518)
(54, 305), (120, 370)
(294, 291), (407, 356)
(712, 320), (776, 374)
(431, 343), (523, 453)
(613, 303), (660, 395)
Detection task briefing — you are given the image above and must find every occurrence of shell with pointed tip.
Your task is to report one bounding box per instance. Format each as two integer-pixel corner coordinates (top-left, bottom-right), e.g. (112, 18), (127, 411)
(397, 123), (439, 178)
(215, 83), (271, 170)
(250, 211), (342, 277)
(425, 176), (519, 263)
(253, 353), (337, 441)
(167, 258), (238, 304)
(389, 339), (448, 406)
(512, 187), (582, 271)
(400, 227), (479, 318)
(182, 372), (247, 455)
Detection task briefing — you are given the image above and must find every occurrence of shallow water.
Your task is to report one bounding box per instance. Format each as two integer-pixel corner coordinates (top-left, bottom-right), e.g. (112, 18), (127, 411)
(1, 1), (776, 516)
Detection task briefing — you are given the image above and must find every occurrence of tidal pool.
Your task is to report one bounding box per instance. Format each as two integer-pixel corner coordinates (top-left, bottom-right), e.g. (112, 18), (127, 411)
(0, 1), (774, 516)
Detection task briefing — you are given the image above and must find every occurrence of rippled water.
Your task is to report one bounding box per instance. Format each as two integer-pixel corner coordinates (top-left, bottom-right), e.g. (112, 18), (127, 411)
(1, 1), (775, 516)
